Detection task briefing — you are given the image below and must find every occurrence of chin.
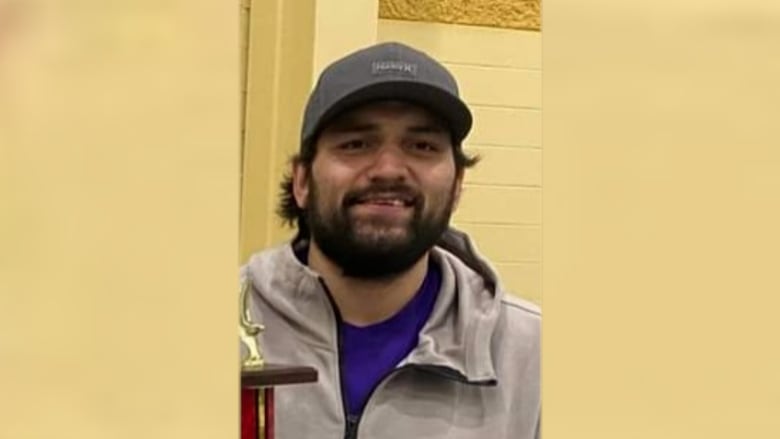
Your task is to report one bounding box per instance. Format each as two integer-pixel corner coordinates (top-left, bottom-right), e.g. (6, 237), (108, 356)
(352, 225), (412, 245)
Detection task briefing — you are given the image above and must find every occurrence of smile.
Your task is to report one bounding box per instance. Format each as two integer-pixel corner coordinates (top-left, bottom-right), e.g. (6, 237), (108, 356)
(353, 193), (415, 207)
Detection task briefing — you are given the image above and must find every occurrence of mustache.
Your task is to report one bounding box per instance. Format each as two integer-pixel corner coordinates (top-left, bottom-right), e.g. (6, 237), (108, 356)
(342, 183), (422, 207)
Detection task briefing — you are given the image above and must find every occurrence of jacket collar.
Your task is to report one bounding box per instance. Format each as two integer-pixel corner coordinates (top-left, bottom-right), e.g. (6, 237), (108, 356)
(245, 227), (502, 384)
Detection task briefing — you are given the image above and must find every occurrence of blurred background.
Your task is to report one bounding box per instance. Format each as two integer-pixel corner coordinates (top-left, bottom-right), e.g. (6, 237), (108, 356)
(0, 0), (239, 437)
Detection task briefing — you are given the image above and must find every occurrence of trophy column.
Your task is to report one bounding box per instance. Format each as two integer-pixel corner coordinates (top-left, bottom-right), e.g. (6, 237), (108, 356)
(241, 365), (318, 439)
(240, 280), (317, 439)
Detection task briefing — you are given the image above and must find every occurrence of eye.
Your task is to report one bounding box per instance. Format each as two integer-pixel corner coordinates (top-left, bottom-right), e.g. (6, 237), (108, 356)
(410, 141), (439, 152)
(338, 139), (368, 150)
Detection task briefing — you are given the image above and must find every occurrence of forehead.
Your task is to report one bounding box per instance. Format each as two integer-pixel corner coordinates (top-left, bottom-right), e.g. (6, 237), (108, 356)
(321, 100), (449, 133)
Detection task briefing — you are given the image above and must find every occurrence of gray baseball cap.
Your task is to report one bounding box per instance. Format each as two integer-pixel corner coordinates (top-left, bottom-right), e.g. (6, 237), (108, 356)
(300, 42), (472, 154)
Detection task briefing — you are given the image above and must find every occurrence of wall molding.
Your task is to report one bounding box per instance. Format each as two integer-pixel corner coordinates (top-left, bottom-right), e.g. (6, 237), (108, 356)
(378, 0), (540, 31)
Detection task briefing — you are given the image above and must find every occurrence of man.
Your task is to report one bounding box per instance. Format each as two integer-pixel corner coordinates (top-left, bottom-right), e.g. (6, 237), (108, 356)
(241, 42), (540, 439)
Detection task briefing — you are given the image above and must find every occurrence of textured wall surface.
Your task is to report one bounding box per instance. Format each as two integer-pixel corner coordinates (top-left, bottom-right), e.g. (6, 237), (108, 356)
(379, 0), (540, 31)
(378, 20), (542, 304)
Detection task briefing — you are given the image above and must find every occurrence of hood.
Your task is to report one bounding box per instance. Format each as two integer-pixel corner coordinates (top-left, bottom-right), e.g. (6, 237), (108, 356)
(242, 227), (505, 384)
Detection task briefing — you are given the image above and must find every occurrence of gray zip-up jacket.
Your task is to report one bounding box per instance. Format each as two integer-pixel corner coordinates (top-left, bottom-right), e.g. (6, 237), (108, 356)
(241, 228), (541, 439)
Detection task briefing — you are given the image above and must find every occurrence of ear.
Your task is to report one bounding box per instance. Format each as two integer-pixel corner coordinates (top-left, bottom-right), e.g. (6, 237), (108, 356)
(292, 160), (310, 209)
(451, 171), (464, 211)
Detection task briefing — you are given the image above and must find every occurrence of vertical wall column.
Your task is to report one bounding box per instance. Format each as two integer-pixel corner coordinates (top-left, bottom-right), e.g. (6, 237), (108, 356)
(240, 0), (379, 260)
(240, 0), (316, 261)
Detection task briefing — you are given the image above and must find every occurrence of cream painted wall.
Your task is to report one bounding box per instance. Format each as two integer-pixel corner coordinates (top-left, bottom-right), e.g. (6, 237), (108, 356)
(377, 20), (542, 303)
(311, 0), (379, 79)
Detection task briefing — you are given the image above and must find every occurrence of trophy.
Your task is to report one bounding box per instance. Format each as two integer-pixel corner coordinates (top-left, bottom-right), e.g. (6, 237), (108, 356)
(240, 279), (318, 439)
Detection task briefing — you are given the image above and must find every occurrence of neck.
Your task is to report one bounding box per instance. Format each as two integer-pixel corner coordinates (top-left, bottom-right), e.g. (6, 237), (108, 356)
(308, 241), (429, 327)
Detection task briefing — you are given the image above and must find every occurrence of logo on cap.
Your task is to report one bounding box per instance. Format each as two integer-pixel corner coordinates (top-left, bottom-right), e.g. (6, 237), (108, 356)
(371, 60), (417, 76)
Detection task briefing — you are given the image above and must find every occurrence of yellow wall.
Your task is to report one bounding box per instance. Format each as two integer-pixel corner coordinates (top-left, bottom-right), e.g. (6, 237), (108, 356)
(241, 3), (542, 304)
(1, 1), (239, 437)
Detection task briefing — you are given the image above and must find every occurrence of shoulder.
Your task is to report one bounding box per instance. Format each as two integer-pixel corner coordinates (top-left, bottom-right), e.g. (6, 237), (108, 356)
(243, 243), (290, 271)
(501, 294), (541, 322)
(497, 292), (541, 352)
(241, 243), (309, 292)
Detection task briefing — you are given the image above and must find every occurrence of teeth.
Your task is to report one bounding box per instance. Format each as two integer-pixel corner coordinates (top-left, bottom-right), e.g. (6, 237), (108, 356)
(358, 193), (412, 206)
(368, 199), (403, 206)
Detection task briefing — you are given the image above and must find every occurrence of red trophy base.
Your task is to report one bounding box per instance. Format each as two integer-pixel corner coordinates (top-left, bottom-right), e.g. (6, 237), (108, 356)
(241, 364), (318, 439)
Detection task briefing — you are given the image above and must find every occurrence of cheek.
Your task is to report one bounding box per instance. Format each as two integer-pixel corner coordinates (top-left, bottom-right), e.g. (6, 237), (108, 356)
(310, 164), (350, 209)
(420, 167), (458, 206)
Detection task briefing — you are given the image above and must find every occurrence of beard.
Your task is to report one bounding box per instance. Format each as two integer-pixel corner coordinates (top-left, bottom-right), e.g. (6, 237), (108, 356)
(305, 180), (456, 279)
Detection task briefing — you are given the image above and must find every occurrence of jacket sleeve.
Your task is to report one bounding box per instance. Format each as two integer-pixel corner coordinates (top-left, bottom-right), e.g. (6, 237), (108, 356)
(534, 411), (541, 439)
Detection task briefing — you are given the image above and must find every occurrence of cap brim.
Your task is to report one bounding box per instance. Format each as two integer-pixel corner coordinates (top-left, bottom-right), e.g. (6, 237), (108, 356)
(309, 80), (472, 146)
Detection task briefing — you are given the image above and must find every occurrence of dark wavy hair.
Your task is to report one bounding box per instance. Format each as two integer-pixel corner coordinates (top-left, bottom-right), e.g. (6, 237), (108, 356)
(276, 138), (480, 239)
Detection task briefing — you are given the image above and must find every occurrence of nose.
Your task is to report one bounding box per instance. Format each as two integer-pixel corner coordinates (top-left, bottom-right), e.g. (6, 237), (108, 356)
(365, 142), (409, 182)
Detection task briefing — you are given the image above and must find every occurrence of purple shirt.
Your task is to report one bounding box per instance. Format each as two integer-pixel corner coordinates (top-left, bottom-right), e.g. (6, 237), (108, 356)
(339, 260), (441, 416)
(293, 244), (441, 417)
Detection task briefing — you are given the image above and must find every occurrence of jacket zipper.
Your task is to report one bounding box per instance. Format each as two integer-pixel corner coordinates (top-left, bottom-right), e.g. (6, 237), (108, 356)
(321, 279), (403, 439)
(344, 414), (359, 439)
(337, 323), (359, 439)
(345, 366), (408, 439)
(319, 279), (359, 439)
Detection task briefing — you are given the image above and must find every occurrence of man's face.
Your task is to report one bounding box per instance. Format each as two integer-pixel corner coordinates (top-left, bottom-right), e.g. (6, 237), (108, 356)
(293, 101), (462, 278)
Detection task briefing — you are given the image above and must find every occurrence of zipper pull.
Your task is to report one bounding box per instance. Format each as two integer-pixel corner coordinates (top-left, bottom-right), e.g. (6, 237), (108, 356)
(344, 414), (359, 439)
